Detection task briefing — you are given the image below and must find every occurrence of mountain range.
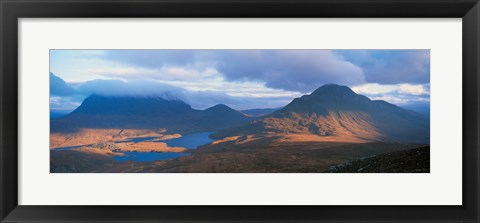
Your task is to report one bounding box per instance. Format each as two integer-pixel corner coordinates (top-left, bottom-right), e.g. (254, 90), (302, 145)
(51, 84), (429, 144)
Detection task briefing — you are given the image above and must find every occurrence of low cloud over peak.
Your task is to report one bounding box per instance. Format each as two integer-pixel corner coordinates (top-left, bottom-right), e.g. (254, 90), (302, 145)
(49, 74), (297, 111)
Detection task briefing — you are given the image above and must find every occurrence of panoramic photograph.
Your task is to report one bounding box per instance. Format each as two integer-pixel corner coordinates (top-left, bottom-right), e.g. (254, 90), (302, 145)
(50, 49), (430, 173)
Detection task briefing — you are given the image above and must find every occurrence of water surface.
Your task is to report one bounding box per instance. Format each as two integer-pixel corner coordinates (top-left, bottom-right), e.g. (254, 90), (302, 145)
(53, 131), (215, 162)
(113, 152), (189, 162)
(156, 132), (214, 149)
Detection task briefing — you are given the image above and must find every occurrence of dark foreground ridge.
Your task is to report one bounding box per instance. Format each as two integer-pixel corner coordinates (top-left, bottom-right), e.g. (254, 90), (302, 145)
(325, 146), (430, 173)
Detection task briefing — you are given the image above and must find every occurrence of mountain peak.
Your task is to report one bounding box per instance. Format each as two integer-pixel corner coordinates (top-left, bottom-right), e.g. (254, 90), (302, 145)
(70, 94), (193, 116)
(208, 104), (230, 109)
(276, 84), (371, 115)
(204, 104), (240, 114)
(310, 84), (357, 97)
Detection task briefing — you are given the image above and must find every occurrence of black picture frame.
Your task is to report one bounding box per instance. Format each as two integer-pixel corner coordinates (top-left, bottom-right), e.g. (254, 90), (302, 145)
(1, 0), (479, 222)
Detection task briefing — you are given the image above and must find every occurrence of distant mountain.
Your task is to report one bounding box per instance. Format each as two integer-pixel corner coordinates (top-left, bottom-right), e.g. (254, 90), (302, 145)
(204, 104), (243, 116)
(213, 84), (429, 144)
(50, 73), (75, 96)
(50, 110), (71, 119)
(241, 107), (282, 117)
(51, 94), (252, 134)
(198, 104), (255, 129)
(401, 103), (430, 118)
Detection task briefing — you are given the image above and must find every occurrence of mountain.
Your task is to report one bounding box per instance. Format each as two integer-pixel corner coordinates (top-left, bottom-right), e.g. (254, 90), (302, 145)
(241, 107), (282, 117)
(50, 110), (70, 119)
(50, 73), (76, 96)
(401, 103), (430, 118)
(51, 94), (252, 133)
(197, 104), (255, 129)
(204, 104), (243, 116)
(212, 84), (429, 144)
(69, 94), (194, 116)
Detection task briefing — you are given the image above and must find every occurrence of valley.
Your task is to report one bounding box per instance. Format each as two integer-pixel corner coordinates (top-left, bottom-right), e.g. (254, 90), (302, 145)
(51, 133), (427, 173)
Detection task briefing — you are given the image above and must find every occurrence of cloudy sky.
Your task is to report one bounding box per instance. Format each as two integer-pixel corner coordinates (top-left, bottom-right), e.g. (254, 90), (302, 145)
(50, 49), (430, 112)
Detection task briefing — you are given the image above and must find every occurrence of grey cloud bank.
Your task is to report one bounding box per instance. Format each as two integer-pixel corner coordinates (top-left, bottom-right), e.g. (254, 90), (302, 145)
(97, 50), (430, 91)
(216, 50), (365, 93)
(337, 50), (430, 84)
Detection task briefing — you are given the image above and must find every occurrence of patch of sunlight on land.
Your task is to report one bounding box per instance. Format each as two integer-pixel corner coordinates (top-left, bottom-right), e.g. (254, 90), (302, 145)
(50, 128), (181, 149)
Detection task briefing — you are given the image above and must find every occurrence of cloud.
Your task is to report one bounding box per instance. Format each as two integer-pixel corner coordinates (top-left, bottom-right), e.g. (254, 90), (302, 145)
(90, 65), (219, 82)
(216, 50), (365, 93)
(337, 50), (430, 84)
(398, 84), (429, 95)
(50, 96), (82, 110)
(157, 77), (303, 99)
(352, 83), (430, 104)
(74, 79), (187, 98)
(50, 50), (431, 110)
(352, 83), (429, 96)
(74, 79), (299, 110)
(50, 75), (295, 111)
(91, 50), (366, 93)
(179, 90), (294, 110)
(351, 83), (396, 95)
(369, 94), (430, 105)
(102, 50), (201, 69)
(58, 49), (429, 92)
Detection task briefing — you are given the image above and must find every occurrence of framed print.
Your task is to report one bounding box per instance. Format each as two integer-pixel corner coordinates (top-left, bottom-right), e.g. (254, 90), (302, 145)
(1, 0), (479, 222)
(48, 49), (432, 173)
